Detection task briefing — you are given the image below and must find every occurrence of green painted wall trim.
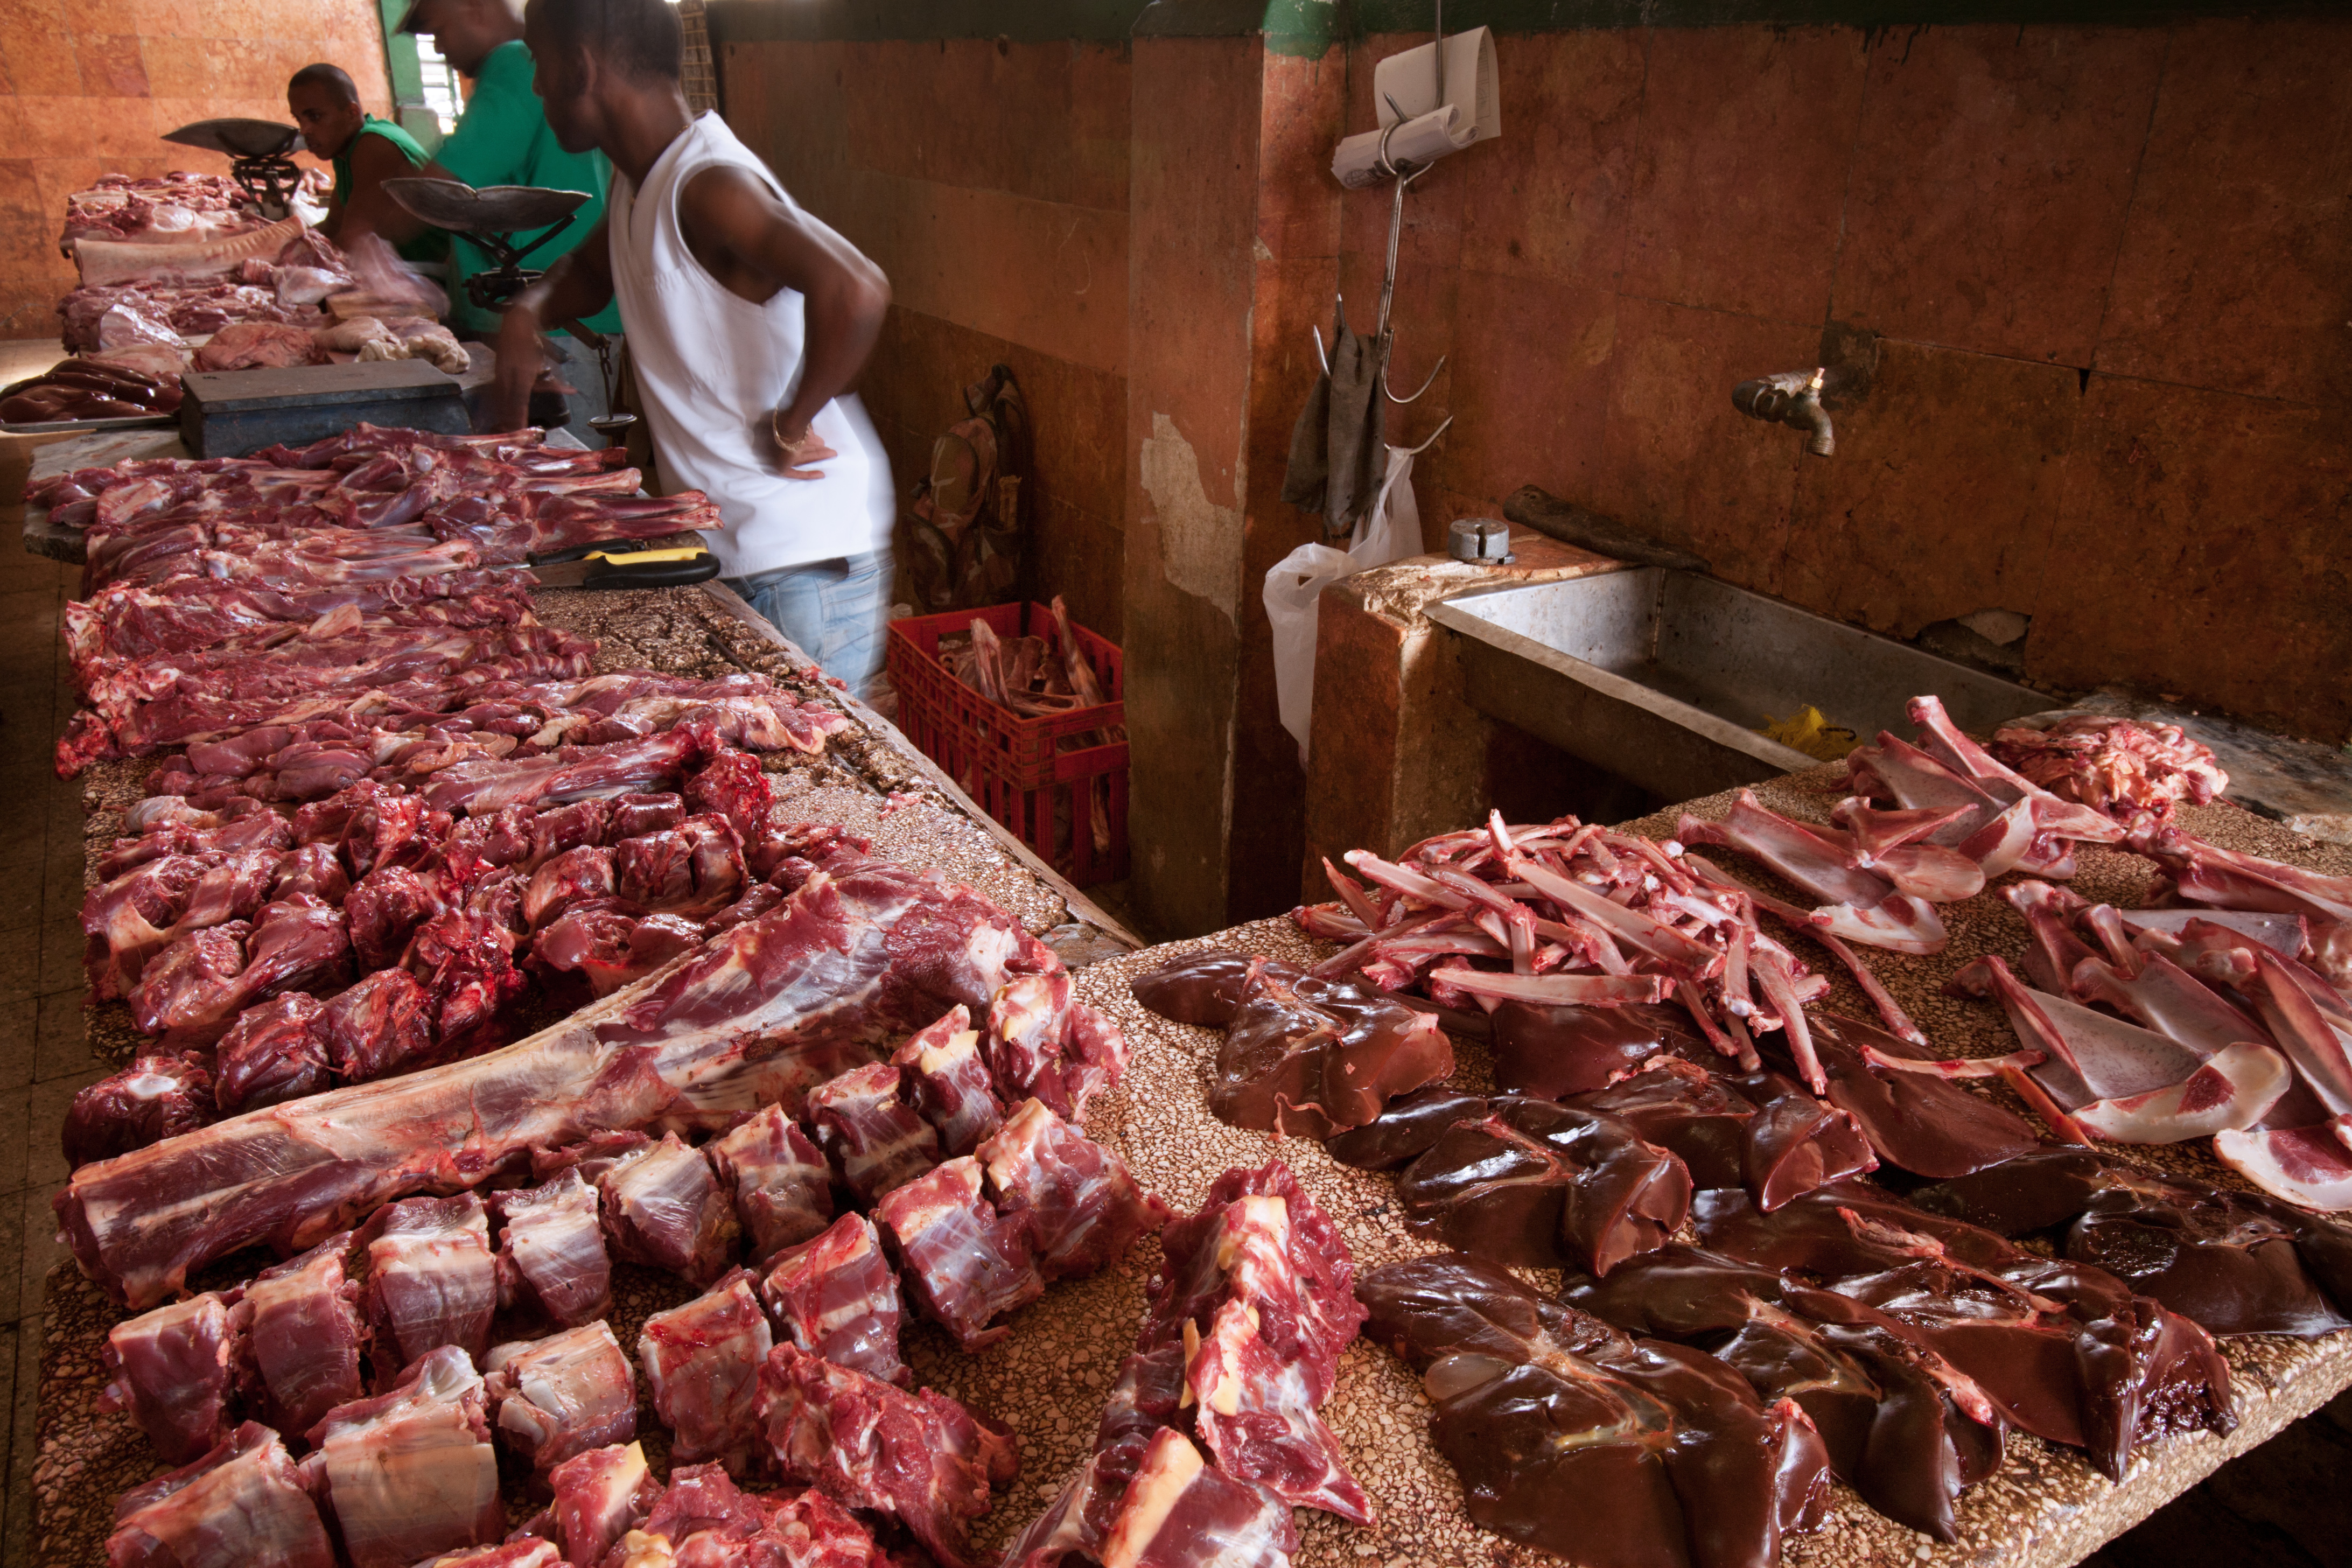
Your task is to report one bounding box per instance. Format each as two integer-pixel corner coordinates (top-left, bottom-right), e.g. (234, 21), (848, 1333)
(376, 0), (427, 105)
(711, 0), (2332, 47)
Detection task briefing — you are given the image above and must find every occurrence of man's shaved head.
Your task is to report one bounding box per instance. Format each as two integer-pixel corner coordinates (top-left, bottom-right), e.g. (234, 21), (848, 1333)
(288, 63), (361, 107)
(532, 0), (683, 84)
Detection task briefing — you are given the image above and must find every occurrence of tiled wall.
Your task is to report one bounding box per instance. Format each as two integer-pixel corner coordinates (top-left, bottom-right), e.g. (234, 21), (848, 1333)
(718, 37), (1132, 641)
(0, 0), (395, 339)
(1354, 18), (2352, 740)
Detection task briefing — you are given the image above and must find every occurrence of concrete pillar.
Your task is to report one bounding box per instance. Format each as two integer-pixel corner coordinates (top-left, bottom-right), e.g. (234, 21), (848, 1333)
(1123, 3), (1345, 938)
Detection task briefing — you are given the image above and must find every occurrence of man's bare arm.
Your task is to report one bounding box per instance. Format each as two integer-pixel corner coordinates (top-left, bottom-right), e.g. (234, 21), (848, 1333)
(677, 165), (888, 463)
(489, 215), (617, 431)
(333, 135), (422, 250)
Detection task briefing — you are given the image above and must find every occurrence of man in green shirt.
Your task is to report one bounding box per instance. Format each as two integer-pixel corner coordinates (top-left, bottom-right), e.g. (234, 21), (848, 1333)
(287, 64), (448, 265)
(387, 0), (621, 339)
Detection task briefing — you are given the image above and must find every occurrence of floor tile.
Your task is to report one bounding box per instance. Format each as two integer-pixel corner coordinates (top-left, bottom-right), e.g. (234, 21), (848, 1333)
(13, 1187), (62, 1333)
(22, 1075), (95, 1193)
(29, 996), (84, 1088)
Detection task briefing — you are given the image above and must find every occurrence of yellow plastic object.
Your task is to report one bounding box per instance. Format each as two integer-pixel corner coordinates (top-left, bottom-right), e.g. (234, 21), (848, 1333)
(1758, 704), (1859, 762)
(585, 546), (707, 564)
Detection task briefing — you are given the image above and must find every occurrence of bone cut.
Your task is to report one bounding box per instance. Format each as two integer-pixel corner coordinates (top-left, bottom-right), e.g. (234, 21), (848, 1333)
(482, 1321), (637, 1475)
(806, 1059), (942, 1203)
(873, 1155), (1045, 1351)
(59, 857), (1060, 1309)
(706, 1102), (835, 1262)
(759, 1213), (909, 1388)
(638, 1268), (773, 1473)
(1676, 790), (1948, 955)
(758, 1341), (1020, 1568)
(100, 1291), (239, 1465)
(306, 1344), (505, 1568)
(360, 1190), (497, 1380)
(978, 1096), (1171, 1281)
(104, 1420), (336, 1568)
(594, 1131), (742, 1286)
(891, 1004), (1004, 1158)
(547, 1440), (659, 1567)
(491, 1170), (612, 1328)
(230, 1232), (363, 1437)
(1359, 1250), (1831, 1568)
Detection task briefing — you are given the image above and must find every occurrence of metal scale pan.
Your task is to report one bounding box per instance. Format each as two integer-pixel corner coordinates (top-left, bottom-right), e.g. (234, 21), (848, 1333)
(159, 118), (309, 217)
(382, 178), (591, 240)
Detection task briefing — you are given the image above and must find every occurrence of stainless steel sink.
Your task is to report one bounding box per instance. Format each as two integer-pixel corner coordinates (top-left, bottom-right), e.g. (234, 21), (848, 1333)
(1425, 568), (2049, 802)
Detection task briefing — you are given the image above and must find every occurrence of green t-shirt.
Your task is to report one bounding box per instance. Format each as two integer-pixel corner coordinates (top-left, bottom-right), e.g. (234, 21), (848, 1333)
(433, 39), (621, 335)
(332, 115), (448, 265)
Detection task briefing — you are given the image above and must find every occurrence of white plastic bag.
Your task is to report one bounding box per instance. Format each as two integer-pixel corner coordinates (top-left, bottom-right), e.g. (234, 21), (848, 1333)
(1263, 446), (1423, 765)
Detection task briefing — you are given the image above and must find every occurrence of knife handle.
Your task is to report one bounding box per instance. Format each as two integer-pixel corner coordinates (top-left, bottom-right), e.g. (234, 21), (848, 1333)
(583, 551), (723, 589)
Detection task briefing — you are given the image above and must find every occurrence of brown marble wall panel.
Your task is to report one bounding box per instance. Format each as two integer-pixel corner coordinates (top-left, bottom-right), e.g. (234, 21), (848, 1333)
(1455, 26), (1646, 295)
(2033, 376), (2352, 738)
(1782, 339), (2080, 639)
(2097, 18), (2352, 405)
(1622, 26), (1867, 325)
(1832, 26), (2163, 366)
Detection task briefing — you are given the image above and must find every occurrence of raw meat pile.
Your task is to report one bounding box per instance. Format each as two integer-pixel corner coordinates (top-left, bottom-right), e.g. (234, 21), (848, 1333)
(34, 424), (726, 772)
(1116, 691), (2352, 1566)
(1988, 713), (2229, 821)
(59, 171), (306, 248)
(85, 853), (1170, 1567)
(59, 221), (356, 354)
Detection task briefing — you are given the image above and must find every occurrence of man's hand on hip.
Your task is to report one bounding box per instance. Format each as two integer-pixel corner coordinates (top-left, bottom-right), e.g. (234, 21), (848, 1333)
(771, 412), (838, 479)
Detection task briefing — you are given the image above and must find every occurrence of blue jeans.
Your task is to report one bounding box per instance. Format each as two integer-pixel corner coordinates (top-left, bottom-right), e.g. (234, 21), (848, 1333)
(729, 550), (894, 698)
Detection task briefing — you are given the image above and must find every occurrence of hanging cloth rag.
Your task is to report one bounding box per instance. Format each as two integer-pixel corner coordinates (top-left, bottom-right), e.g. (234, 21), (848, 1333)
(1281, 300), (1386, 541)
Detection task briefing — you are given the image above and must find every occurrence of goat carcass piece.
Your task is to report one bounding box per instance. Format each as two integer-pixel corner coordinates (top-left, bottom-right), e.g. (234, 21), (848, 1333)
(420, 729), (710, 816)
(759, 1213), (909, 1388)
(60, 857), (1049, 1308)
(82, 849), (279, 1000)
(708, 1104), (834, 1263)
(1677, 790), (1948, 954)
(1044, 1427), (1299, 1568)
(638, 1269), (774, 1472)
(1909, 1149), (2352, 1338)
(100, 1291), (237, 1465)
(596, 1131), (741, 1286)
(1143, 1162), (1365, 1397)
(305, 1344), (504, 1568)
(212, 992), (332, 1114)
(131, 893), (353, 1046)
(230, 1232), (363, 1436)
(547, 1440), (659, 1568)
(807, 1060), (942, 1203)
(979, 1097), (1170, 1280)
(891, 1005), (1004, 1157)
(757, 1341), (1020, 1568)
(984, 970), (1128, 1123)
(1693, 1181), (2234, 1479)
(1186, 1294), (1374, 1523)
(1396, 1096), (1691, 1275)
(874, 1156), (1045, 1350)
(65, 1052), (214, 1170)
(1565, 1245), (2003, 1542)
(1570, 1059), (1877, 1212)
(106, 1422), (335, 1568)
(361, 1191), (496, 1380)
(482, 1321), (637, 1474)
(1359, 1251), (1831, 1568)
(492, 1170), (612, 1328)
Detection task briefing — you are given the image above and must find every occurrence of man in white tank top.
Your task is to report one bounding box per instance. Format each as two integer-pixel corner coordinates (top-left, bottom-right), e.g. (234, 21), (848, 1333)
(486, 0), (898, 697)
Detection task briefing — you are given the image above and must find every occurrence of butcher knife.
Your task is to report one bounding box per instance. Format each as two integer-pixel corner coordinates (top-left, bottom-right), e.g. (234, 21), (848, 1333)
(526, 544), (721, 590)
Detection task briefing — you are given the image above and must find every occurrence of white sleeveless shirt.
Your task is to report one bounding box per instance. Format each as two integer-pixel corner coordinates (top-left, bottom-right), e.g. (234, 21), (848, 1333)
(606, 113), (892, 576)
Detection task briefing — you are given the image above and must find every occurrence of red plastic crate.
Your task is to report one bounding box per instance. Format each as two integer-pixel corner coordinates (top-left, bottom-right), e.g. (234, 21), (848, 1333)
(885, 601), (1129, 887)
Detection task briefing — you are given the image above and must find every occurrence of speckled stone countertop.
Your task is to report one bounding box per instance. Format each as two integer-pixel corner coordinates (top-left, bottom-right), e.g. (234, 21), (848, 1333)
(33, 685), (2352, 1565)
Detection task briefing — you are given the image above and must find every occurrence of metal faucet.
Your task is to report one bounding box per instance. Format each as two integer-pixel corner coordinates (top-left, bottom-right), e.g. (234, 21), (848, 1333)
(1732, 368), (1836, 456)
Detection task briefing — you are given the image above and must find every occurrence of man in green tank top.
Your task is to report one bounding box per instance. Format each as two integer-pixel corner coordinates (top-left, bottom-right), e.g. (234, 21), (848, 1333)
(287, 64), (449, 265)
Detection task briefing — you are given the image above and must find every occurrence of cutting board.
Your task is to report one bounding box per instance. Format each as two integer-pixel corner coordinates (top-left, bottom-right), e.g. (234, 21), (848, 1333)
(180, 358), (468, 456)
